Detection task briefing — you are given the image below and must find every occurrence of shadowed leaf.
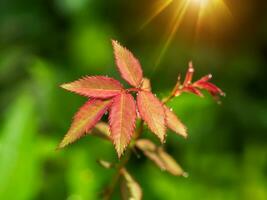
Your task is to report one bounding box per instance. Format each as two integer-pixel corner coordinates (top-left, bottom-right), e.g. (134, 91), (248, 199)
(120, 168), (142, 200)
(109, 92), (136, 157)
(92, 122), (111, 140)
(137, 91), (166, 142)
(59, 99), (112, 148)
(61, 76), (123, 99)
(136, 139), (186, 176)
(112, 40), (143, 87)
(97, 159), (113, 169)
(157, 147), (186, 176)
(136, 140), (166, 171)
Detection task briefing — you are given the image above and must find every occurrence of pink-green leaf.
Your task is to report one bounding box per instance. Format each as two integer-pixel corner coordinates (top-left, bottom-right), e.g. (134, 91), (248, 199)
(137, 91), (166, 142)
(112, 40), (143, 87)
(61, 76), (123, 99)
(164, 105), (187, 138)
(58, 99), (112, 148)
(109, 92), (136, 157)
(120, 168), (142, 200)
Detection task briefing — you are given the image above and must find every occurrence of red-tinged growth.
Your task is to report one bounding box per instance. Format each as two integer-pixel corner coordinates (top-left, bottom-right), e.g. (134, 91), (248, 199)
(58, 99), (112, 148)
(183, 61), (194, 86)
(141, 78), (151, 92)
(175, 62), (225, 100)
(109, 92), (136, 157)
(112, 40), (143, 87)
(59, 40), (224, 158)
(164, 105), (187, 138)
(61, 76), (123, 99)
(137, 91), (166, 142)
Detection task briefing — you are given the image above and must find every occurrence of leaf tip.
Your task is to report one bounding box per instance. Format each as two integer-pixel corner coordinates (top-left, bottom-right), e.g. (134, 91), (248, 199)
(111, 39), (120, 48)
(188, 61), (194, 71)
(57, 137), (70, 149)
(159, 133), (167, 144)
(114, 144), (126, 158)
(60, 83), (70, 90)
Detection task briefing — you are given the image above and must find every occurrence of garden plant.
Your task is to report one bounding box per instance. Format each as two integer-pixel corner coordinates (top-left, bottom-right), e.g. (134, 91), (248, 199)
(58, 40), (224, 200)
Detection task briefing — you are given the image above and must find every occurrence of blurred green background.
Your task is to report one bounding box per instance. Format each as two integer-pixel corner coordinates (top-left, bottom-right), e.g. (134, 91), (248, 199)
(0, 0), (266, 199)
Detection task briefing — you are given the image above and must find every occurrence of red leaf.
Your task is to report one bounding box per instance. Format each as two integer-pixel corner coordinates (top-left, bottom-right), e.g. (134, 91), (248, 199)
(164, 106), (187, 138)
(194, 81), (225, 97)
(181, 85), (204, 97)
(109, 92), (136, 157)
(58, 99), (112, 148)
(112, 40), (143, 87)
(137, 91), (166, 142)
(183, 61), (194, 86)
(61, 76), (123, 99)
(195, 74), (212, 83)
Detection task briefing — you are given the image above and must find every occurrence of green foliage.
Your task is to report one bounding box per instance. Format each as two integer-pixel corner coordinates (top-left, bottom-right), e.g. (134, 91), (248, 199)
(0, 93), (40, 200)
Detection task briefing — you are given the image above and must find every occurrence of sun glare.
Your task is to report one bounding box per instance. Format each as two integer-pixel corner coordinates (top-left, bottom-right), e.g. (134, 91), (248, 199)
(192, 0), (208, 5)
(141, 0), (232, 68)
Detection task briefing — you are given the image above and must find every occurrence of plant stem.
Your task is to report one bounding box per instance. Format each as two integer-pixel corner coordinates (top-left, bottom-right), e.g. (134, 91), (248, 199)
(103, 150), (131, 200)
(162, 94), (174, 104)
(102, 121), (144, 200)
(103, 88), (175, 199)
(162, 75), (182, 104)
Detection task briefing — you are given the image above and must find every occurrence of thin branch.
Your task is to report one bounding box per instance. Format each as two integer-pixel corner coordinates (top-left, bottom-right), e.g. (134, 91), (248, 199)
(102, 121), (144, 200)
(102, 87), (178, 199)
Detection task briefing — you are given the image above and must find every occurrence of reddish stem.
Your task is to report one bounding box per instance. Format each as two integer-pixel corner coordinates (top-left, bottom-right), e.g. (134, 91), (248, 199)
(126, 88), (141, 92)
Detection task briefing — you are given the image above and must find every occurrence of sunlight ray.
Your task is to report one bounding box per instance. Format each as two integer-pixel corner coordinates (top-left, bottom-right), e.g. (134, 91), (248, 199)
(194, 1), (207, 42)
(141, 0), (232, 74)
(140, 0), (173, 30)
(155, 0), (190, 67)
